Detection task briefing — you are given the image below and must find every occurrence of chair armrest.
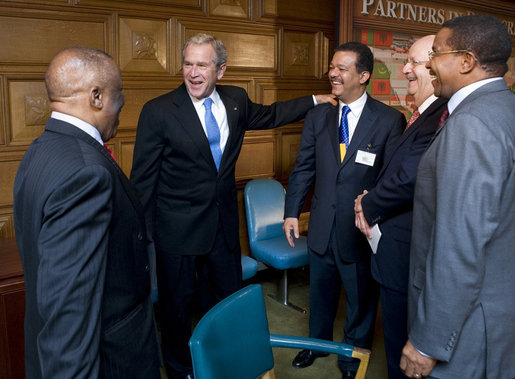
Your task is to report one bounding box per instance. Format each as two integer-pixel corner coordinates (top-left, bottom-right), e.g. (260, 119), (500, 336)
(269, 334), (370, 379)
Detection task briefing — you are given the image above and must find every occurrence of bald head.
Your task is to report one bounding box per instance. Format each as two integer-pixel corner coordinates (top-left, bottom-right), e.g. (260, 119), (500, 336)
(45, 47), (124, 142)
(45, 47), (117, 103)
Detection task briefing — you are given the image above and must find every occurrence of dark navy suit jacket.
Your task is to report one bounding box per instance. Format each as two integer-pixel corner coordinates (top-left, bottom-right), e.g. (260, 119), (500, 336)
(130, 83), (315, 256)
(14, 118), (161, 378)
(285, 95), (405, 262)
(362, 97), (447, 292)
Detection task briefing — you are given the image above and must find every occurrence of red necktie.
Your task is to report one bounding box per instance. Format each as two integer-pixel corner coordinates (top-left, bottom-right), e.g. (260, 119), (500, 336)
(103, 144), (117, 162)
(438, 109), (449, 130)
(405, 109), (420, 131)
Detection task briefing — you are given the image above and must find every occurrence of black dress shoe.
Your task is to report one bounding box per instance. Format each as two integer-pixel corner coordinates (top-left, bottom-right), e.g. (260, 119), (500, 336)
(292, 349), (329, 368)
(341, 369), (356, 379)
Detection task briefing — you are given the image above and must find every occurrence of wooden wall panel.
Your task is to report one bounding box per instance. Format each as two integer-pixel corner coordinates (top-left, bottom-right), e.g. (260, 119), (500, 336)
(234, 135), (275, 179)
(118, 86), (177, 131)
(210, 0), (249, 19)
(119, 18), (170, 74)
(260, 0), (335, 24)
(0, 159), (20, 207)
(0, 76), (4, 146)
(0, 13), (108, 65)
(0, 214), (14, 239)
(177, 21), (279, 73)
(279, 131), (303, 180)
(0, 0), (337, 249)
(7, 79), (48, 146)
(283, 31), (318, 78)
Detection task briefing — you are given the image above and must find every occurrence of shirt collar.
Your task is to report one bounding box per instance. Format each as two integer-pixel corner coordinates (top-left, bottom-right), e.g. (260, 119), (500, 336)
(189, 90), (222, 110)
(339, 91), (368, 118)
(448, 77), (502, 115)
(418, 94), (438, 114)
(51, 111), (103, 145)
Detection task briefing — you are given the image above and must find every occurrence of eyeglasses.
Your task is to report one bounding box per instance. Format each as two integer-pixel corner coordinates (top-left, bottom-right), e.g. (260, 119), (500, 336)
(404, 59), (429, 66)
(428, 50), (471, 60)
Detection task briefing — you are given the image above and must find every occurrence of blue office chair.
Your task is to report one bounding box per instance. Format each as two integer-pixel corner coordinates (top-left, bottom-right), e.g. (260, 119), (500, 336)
(241, 254), (259, 281)
(244, 178), (309, 312)
(189, 284), (370, 379)
(152, 255), (258, 302)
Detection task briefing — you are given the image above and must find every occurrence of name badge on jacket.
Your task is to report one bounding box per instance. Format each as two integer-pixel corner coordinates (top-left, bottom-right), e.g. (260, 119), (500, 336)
(355, 150), (376, 166)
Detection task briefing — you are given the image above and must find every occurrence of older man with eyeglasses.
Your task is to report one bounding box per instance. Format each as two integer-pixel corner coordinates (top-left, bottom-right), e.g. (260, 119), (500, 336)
(354, 34), (448, 379)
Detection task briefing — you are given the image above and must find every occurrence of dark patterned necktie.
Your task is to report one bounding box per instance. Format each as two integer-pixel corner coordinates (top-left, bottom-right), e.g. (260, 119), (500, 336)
(338, 105), (351, 162)
(438, 109), (449, 130)
(405, 109), (420, 131)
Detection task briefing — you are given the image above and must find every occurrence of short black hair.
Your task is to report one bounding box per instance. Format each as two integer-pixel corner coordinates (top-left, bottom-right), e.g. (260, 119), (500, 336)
(442, 15), (511, 76)
(334, 42), (374, 85)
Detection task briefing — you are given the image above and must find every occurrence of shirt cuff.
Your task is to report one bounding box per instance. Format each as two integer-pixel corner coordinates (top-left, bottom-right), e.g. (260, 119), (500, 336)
(312, 95), (318, 106)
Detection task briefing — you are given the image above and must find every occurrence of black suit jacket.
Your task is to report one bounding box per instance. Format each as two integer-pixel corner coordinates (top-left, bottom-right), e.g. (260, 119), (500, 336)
(130, 83), (315, 255)
(284, 95), (405, 262)
(14, 119), (161, 378)
(362, 97), (448, 292)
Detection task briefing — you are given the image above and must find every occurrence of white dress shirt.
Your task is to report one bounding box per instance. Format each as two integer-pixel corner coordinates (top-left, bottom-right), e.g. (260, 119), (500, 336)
(51, 111), (104, 145)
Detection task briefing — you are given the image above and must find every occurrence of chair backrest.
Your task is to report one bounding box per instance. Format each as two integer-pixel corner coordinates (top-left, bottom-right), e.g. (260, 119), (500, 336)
(244, 179), (286, 244)
(189, 284), (274, 379)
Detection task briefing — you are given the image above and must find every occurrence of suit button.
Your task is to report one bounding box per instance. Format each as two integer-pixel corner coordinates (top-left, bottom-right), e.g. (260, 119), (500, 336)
(331, 204), (336, 209)
(145, 264), (150, 272)
(137, 232), (143, 241)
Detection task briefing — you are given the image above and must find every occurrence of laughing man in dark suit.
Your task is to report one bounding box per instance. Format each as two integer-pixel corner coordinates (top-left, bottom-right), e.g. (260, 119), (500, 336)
(283, 42), (405, 378)
(130, 33), (336, 379)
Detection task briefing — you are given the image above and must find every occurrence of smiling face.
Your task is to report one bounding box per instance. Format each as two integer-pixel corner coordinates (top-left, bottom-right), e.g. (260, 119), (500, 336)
(402, 35), (435, 107)
(328, 50), (368, 104)
(426, 28), (462, 99)
(183, 43), (226, 100)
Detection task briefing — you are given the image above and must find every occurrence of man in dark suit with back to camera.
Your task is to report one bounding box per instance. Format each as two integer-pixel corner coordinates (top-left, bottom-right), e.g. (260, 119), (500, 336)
(400, 15), (515, 379)
(283, 42), (405, 379)
(353, 35), (447, 379)
(14, 47), (161, 378)
(130, 33), (336, 379)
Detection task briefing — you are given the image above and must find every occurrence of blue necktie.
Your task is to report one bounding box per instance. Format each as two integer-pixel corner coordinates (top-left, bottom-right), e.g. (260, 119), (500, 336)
(203, 98), (223, 171)
(338, 105), (351, 162)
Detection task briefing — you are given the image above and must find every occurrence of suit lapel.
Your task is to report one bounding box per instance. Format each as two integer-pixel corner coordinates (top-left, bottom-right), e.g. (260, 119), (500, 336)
(377, 97), (446, 178)
(217, 87), (240, 173)
(432, 80), (507, 144)
(340, 97), (376, 168)
(172, 84), (217, 170)
(45, 119), (146, 218)
(326, 106), (340, 164)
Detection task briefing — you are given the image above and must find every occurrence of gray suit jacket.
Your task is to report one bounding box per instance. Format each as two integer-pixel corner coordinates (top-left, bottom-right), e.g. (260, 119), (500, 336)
(409, 79), (515, 378)
(14, 119), (161, 378)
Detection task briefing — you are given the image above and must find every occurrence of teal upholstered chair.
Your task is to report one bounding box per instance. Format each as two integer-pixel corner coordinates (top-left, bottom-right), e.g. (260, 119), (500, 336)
(244, 178), (309, 312)
(241, 254), (259, 281)
(189, 284), (370, 379)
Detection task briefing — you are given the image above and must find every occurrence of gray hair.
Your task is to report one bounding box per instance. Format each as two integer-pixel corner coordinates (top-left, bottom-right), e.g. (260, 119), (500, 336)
(182, 33), (227, 69)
